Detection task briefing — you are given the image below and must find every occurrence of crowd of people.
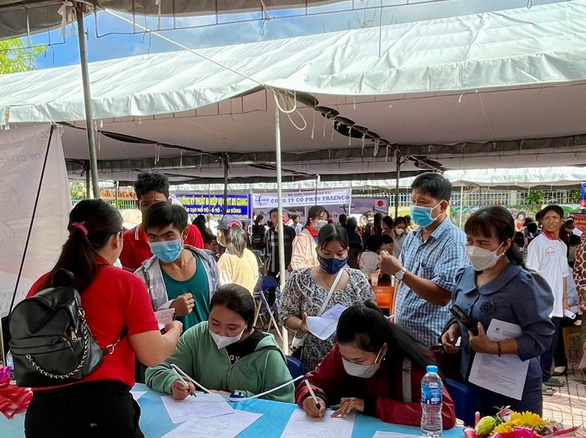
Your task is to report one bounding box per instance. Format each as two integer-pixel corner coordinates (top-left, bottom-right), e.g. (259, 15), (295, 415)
(17, 169), (586, 437)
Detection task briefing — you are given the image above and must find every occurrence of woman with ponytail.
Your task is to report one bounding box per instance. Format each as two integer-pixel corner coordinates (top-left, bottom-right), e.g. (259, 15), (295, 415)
(24, 200), (183, 438)
(441, 206), (555, 415)
(216, 216), (259, 294)
(297, 302), (456, 427)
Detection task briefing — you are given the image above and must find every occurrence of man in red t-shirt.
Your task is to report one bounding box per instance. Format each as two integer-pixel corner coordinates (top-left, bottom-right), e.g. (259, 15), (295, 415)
(120, 172), (203, 271)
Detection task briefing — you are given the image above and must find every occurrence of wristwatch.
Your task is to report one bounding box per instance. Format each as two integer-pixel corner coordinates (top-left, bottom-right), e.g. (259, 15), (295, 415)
(394, 267), (408, 280)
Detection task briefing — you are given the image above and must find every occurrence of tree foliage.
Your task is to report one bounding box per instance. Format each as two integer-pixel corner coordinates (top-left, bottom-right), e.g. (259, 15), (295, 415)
(0, 38), (46, 74)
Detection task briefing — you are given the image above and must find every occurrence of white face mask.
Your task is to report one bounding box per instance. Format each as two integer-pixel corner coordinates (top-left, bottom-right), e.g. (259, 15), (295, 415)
(465, 243), (504, 271)
(395, 228), (405, 236)
(316, 220), (328, 230)
(209, 327), (244, 349)
(342, 349), (382, 379)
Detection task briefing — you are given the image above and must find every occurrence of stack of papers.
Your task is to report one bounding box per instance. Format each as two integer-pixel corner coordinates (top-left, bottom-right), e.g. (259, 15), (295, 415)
(161, 393), (234, 423)
(161, 410), (263, 438)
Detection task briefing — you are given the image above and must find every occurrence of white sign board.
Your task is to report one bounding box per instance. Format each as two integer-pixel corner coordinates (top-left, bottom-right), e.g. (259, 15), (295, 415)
(0, 125), (71, 317)
(253, 189), (350, 209)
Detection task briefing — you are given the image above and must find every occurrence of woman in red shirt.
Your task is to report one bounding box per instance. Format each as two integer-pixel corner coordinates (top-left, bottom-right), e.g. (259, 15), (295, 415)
(23, 199), (182, 438)
(296, 302), (456, 428)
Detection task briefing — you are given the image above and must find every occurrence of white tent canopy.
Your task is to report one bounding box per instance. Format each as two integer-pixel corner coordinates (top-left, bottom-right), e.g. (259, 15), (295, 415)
(170, 166), (586, 193)
(1, 0), (586, 183)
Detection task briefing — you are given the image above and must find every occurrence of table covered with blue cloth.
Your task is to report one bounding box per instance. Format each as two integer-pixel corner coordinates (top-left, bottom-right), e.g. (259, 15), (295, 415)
(0, 384), (463, 437)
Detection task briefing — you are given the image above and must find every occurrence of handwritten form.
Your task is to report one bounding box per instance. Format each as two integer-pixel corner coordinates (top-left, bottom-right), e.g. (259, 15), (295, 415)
(161, 410), (263, 438)
(161, 393), (234, 423)
(280, 408), (355, 438)
(468, 319), (529, 400)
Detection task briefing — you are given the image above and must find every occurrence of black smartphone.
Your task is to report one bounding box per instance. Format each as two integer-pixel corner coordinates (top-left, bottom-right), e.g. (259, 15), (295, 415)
(449, 305), (479, 336)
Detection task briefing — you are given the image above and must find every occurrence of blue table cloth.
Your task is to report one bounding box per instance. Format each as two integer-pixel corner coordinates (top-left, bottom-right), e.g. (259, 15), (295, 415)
(1, 384), (463, 438)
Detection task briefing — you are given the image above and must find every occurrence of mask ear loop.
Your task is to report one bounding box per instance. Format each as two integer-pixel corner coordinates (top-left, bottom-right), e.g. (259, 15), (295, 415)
(494, 242), (505, 257)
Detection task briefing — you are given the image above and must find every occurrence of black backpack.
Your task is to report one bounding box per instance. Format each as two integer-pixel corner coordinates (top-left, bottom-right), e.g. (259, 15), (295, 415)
(251, 226), (265, 246)
(8, 270), (121, 388)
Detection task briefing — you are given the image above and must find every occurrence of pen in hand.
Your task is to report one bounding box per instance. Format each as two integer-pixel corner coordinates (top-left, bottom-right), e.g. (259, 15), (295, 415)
(304, 379), (321, 410)
(171, 367), (195, 397)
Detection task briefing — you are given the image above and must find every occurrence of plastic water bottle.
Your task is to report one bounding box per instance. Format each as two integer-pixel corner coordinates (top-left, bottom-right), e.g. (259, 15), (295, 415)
(421, 364), (443, 437)
(6, 350), (15, 382)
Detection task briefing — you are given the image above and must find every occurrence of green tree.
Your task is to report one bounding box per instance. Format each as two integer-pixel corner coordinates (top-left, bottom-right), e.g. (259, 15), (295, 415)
(0, 38), (46, 74)
(70, 182), (87, 199)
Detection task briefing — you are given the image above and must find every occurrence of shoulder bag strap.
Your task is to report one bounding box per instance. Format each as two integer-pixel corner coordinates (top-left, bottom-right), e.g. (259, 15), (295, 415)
(317, 268), (346, 316)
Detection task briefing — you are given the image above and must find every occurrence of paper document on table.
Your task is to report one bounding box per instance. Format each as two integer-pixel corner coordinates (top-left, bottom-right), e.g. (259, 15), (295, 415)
(372, 432), (423, 438)
(161, 410), (262, 438)
(155, 308), (176, 329)
(307, 304), (347, 340)
(468, 319), (529, 400)
(161, 392), (234, 423)
(131, 391), (146, 401)
(280, 408), (355, 438)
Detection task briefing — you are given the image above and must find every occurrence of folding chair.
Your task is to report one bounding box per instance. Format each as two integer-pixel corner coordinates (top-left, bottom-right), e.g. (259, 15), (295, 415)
(254, 276), (284, 343)
(286, 356), (306, 385)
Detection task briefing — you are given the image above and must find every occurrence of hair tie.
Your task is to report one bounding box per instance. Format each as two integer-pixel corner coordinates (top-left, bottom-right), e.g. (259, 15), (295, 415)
(71, 222), (88, 236)
(228, 221), (241, 228)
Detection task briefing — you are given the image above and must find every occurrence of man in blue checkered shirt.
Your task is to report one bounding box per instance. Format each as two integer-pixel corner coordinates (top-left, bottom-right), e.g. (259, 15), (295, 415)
(380, 172), (468, 346)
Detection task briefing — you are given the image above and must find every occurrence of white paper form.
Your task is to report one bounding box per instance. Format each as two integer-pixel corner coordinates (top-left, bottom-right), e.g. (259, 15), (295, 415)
(468, 319), (529, 400)
(306, 304), (348, 340)
(155, 308), (176, 330)
(373, 432), (423, 438)
(161, 410), (263, 438)
(280, 408), (355, 438)
(131, 391), (146, 401)
(161, 392), (234, 423)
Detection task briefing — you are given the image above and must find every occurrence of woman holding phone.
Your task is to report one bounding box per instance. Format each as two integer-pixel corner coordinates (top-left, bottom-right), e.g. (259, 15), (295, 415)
(441, 206), (555, 415)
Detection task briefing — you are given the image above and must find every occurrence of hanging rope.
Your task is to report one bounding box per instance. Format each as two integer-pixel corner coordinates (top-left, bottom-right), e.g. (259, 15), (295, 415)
(57, 1), (76, 37)
(270, 88), (307, 131)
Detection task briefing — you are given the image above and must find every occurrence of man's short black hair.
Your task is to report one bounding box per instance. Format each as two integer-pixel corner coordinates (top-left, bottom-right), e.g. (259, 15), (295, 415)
(411, 172), (452, 202)
(269, 208), (279, 215)
(381, 234), (393, 245)
(290, 214), (299, 221)
(134, 172), (170, 200)
(540, 205), (564, 219)
(143, 202), (187, 233)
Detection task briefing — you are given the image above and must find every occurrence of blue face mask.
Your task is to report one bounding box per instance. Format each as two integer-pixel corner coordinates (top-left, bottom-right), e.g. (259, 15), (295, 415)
(410, 203), (442, 228)
(317, 254), (348, 275)
(149, 239), (183, 263)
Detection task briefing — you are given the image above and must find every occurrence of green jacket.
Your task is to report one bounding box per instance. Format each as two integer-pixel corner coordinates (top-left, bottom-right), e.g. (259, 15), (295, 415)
(145, 321), (294, 403)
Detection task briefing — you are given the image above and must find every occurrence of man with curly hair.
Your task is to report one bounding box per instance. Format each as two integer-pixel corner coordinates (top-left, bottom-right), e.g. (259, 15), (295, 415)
(120, 172), (203, 271)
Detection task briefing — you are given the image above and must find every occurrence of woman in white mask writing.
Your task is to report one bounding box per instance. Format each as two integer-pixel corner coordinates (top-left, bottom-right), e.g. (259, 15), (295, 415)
(298, 302), (456, 427)
(441, 206), (555, 415)
(145, 284), (294, 402)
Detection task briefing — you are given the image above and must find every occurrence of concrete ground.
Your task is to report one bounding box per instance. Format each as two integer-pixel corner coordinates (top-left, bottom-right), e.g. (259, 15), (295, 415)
(542, 329), (586, 431)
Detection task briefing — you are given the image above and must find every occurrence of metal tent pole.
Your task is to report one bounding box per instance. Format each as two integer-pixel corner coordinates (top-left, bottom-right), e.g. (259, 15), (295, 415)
(222, 154), (229, 213)
(275, 104), (288, 353)
(348, 184), (353, 216)
(76, 4), (100, 199)
(314, 174), (320, 205)
(395, 152), (401, 218)
(459, 184), (464, 228)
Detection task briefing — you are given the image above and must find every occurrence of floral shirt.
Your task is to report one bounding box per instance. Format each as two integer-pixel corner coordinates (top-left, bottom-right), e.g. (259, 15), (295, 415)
(278, 267), (375, 371)
(574, 243), (586, 299)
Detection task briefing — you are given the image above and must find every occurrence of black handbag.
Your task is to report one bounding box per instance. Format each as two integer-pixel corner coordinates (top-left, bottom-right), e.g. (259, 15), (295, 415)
(8, 270), (121, 388)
